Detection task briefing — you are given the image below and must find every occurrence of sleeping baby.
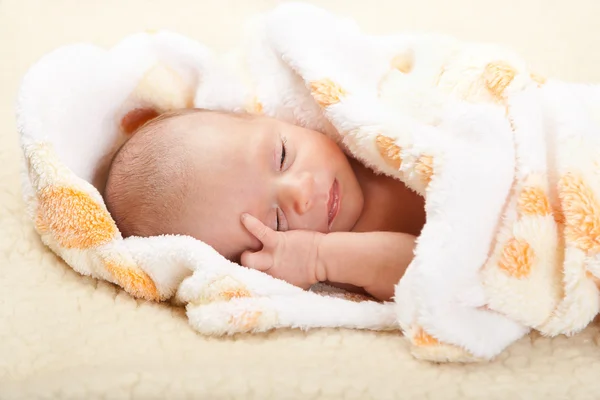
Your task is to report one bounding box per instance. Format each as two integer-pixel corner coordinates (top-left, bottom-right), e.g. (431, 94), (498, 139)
(104, 108), (426, 301)
(20, 0), (600, 361)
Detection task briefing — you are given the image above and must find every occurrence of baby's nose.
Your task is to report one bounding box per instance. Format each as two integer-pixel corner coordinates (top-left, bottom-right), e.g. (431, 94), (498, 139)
(283, 172), (315, 215)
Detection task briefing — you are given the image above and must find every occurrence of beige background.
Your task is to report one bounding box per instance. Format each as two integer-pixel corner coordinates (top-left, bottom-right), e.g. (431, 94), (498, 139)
(2, 0), (600, 399)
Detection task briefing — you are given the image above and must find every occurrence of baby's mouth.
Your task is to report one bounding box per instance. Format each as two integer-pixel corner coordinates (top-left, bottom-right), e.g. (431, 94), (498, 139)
(327, 179), (340, 230)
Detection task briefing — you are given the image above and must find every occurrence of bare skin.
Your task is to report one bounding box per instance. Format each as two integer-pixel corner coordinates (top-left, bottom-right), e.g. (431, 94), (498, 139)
(105, 110), (426, 301)
(241, 158), (425, 301)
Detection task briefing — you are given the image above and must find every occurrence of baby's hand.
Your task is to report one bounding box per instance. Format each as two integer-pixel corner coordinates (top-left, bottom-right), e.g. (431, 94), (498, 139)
(240, 213), (325, 289)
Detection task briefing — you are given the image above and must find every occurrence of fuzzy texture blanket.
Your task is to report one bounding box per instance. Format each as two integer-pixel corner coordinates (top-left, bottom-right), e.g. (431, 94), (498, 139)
(4, 0), (600, 397)
(15, 2), (600, 363)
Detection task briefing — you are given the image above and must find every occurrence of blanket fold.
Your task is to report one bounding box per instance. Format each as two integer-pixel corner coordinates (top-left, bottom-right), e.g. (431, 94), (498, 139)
(16, 2), (600, 362)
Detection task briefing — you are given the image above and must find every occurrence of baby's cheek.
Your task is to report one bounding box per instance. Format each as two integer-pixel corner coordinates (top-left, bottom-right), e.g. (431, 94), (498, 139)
(246, 235), (263, 252)
(316, 136), (348, 169)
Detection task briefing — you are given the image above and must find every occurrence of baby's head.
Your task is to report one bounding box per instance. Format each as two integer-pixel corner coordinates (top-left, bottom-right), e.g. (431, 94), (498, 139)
(104, 109), (364, 261)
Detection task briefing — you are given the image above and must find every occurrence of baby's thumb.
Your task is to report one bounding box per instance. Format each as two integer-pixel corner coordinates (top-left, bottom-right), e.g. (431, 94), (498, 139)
(240, 250), (273, 272)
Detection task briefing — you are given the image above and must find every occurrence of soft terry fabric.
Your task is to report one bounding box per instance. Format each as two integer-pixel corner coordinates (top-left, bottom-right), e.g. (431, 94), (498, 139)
(4, 0), (600, 397)
(14, 2), (600, 363)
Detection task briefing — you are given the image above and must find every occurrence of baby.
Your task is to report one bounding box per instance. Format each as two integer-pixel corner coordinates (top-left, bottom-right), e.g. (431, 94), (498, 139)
(104, 108), (425, 301)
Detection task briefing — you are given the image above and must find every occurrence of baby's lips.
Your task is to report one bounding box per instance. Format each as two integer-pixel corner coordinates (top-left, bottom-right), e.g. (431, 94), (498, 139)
(326, 179), (340, 230)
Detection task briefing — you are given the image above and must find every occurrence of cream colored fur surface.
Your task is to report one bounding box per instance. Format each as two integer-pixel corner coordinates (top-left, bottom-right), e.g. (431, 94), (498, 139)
(3, 0), (600, 398)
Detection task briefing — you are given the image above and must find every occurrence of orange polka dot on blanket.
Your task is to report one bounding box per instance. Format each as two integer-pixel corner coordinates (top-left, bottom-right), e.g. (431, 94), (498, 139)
(413, 328), (440, 346)
(415, 155), (434, 185)
(558, 173), (600, 254)
(121, 107), (160, 134)
(244, 96), (264, 115)
(376, 135), (402, 170)
(498, 238), (535, 278)
(220, 286), (252, 301)
(391, 53), (413, 74)
(518, 186), (552, 217)
(105, 259), (160, 301)
(483, 61), (516, 101)
(310, 78), (346, 107)
(36, 186), (117, 249)
(530, 72), (547, 87)
(229, 310), (262, 330)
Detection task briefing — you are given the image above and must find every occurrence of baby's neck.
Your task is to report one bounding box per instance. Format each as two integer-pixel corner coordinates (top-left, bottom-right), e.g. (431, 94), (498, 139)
(349, 158), (426, 236)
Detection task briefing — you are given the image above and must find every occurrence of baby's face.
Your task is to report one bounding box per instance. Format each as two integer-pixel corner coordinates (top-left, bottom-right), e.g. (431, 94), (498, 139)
(177, 112), (364, 261)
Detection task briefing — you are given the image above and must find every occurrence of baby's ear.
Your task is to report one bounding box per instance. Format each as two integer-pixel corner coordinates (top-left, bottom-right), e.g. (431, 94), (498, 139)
(120, 107), (160, 135)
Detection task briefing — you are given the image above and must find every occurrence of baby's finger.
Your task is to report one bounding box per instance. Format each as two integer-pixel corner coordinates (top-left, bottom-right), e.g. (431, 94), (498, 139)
(240, 250), (274, 272)
(241, 213), (277, 247)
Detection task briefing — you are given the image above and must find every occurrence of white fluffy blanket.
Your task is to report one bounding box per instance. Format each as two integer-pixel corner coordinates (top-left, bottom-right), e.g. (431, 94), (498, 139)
(16, 2), (600, 362)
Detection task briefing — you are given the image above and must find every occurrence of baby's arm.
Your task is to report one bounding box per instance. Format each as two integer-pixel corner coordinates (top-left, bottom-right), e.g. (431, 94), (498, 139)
(317, 232), (416, 301)
(240, 214), (415, 301)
